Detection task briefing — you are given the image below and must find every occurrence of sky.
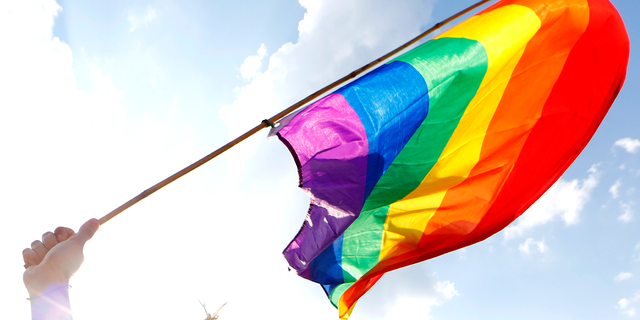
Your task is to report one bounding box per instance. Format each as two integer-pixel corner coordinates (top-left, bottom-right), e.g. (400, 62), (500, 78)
(0, 0), (639, 319)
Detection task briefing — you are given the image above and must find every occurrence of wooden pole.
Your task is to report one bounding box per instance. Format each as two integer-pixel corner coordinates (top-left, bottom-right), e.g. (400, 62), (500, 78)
(98, 0), (494, 225)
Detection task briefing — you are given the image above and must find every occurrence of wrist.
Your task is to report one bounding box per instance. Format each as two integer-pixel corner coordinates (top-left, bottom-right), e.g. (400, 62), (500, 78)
(28, 284), (72, 320)
(25, 267), (70, 298)
(27, 282), (70, 300)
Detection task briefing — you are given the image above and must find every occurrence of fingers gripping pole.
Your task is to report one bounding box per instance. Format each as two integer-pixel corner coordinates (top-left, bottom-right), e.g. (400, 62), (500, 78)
(98, 0), (494, 225)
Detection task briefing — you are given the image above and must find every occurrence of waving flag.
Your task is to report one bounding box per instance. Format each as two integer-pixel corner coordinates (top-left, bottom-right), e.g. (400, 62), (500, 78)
(274, 0), (629, 318)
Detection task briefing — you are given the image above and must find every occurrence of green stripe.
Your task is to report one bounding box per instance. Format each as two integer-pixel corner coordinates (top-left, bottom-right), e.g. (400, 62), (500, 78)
(329, 283), (351, 308)
(340, 38), (489, 282)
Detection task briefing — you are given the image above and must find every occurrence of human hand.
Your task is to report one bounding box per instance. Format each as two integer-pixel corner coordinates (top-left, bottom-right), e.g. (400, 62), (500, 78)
(22, 218), (99, 298)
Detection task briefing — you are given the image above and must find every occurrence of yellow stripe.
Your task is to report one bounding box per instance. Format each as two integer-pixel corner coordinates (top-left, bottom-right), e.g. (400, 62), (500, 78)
(379, 5), (541, 260)
(339, 300), (356, 320)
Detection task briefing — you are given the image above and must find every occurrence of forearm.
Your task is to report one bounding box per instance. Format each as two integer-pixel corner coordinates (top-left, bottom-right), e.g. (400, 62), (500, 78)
(28, 283), (73, 320)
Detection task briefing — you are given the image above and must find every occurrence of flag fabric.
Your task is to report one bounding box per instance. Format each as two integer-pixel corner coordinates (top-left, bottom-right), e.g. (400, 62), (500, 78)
(274, 0), (629, 318)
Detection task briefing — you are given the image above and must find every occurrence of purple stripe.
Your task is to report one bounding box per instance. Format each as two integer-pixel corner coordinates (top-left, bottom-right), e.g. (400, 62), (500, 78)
(279, 93), (368, 275)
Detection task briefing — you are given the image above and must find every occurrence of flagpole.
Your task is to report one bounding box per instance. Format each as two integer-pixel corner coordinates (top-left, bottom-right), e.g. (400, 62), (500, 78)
(97, 0), (494, 225)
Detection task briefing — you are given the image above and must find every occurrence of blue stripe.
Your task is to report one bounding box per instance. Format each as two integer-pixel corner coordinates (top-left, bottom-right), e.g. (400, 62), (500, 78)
(337, 60), (430, 199)
(310, 234), (344, 284)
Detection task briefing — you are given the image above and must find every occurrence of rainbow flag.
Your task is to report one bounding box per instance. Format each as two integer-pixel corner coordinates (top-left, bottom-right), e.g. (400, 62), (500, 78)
(275, 0), (629, 318)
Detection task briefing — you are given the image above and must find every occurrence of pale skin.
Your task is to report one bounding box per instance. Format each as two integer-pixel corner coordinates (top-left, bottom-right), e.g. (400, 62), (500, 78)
(22, 219), (99, 320)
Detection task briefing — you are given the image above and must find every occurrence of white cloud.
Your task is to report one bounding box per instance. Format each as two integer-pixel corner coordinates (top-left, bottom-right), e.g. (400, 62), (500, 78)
(611, 180), (622, 199)
(380, 281), (458, 320)
(618, 293), (640, 317)
(436, 281), (459, 300)
(538, 241), (549, 253)
(619, 202), (634, 223)
(614, 138), (640, 154)
(386, 297), (439, 320)
(505, 165), (599, 240)
(518, 238), (548, 254)
(351, 267), (458, 320)
(0, 1), (129, 193)
(615, 272), (634, 282)
(239, 43), (268, 81)
(128, 6), (157, 32)
(620, 298), (632, 309)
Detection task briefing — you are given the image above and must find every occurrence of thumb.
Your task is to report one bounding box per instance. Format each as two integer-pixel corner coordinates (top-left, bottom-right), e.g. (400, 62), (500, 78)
(74, 218), (100, 244)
